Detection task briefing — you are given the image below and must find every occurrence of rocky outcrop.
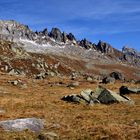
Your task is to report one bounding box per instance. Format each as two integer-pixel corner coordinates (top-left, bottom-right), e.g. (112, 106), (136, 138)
(96, 40), (114, 54)
(42, 28), (48, 36)
(0, 20), (36, 41)
(78, 39), (96, 49)
(122, 46), (140, 66)
(49, 28), (63, 42)
(62, 32), (68, 43)
(67, 33), (76, 42)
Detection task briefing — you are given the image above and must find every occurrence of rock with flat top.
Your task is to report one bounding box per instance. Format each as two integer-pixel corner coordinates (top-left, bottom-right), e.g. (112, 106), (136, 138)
(0, 118), (44, 132)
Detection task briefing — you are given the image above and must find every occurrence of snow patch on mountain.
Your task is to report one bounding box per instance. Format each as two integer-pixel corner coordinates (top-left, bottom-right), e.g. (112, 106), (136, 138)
(19, 38), (66, 53)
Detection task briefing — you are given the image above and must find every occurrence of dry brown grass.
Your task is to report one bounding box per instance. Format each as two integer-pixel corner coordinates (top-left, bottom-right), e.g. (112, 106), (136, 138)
(0, 72), (140, 139)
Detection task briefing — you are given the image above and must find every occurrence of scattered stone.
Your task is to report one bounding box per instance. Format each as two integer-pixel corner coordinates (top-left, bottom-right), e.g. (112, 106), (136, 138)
(120, 86), (140, 95)
(135, 80), (140, 84)
(109, 71), (124, 81)
(8, 80), (19, 86)
(86, 77), (93, 82)
(69, 87), (75, 90)
(0, 118), (44, 132)
(45, 132), (59, 140)
(50, 72), (55, 77)
(62, 94), (81, 103)
(80, 89), (92, 103)
(62, 86), (133, 105)
(70, 72), (78, 80)
(4, 65), (8, 71)
(8, 69), (22, 75)
(35, 73), (46, 79)
(102, 77), (115, 84)
(38, 134), (46, 140)
(80, 89), (100, 104)
(67, 82), (79, 88)
(51, 123), (61, 129)
(0, 109), (5, 114)
(8, 79), (27, 88)
(97, 86), (130, 104)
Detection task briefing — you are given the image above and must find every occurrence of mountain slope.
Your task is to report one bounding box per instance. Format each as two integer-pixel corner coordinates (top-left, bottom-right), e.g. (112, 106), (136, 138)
(0, 20), (140, 80)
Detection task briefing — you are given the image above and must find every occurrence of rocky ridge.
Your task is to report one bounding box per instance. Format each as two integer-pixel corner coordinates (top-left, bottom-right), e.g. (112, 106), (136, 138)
(0, 20), (139, 65)
(0, 20), (140, 80)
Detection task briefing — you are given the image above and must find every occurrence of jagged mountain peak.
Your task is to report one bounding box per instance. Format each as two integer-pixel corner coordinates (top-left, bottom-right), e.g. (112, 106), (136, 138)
(0, 20), (30, 31)
(0, 19), (139, 68)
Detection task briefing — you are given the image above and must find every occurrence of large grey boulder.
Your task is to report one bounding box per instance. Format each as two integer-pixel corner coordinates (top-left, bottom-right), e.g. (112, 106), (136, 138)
(0, 118), (44, 132)
(96, 86), (130, 104)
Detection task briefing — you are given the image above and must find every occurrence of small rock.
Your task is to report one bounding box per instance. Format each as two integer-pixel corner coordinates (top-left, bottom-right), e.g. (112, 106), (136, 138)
(35, 73), (46, 79)
(67, 82), (79, 88)
(8, 80), (19, 86)
(101, 76), (115, 84)
(45, 132), (59, 140)
(0, 109), (5, 114)
(80, 89), (93, 103)
(86, 77), (93, 82)
(8, 79), (27, 88)
(50, 72), (55, 77)
(8, 69), (21, 75)
(62, 94), (81, 103)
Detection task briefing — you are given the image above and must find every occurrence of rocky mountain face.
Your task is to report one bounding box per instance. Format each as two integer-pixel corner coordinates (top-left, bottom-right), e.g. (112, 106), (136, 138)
(0, 20), (139, 79)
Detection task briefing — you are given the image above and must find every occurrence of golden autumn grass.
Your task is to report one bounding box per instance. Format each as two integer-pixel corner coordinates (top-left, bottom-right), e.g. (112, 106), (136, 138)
(0, 72), (140, 140)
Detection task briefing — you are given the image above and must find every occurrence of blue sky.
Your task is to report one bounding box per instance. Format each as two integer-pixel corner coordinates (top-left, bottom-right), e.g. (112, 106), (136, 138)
(0, 0), (140, 51)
